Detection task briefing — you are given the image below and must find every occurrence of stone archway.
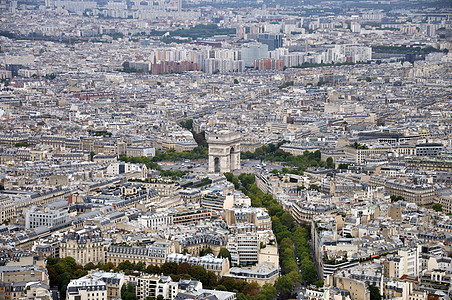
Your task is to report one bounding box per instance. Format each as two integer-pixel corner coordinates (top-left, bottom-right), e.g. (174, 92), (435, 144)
(214, 157), (220, 173)
(207, 131), (241, 174)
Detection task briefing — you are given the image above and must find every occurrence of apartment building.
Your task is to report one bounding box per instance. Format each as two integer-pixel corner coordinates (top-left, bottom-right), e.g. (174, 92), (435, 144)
(0, 196), (16, 224)
(226, 263), (279, 286)
(173, 209), (212, 226)
(369, 177), (438, 207)
(136, 274), (160, 300)
(59, 230), (105, 265)
(291, 201), (337, 224)
(66, 276), (108, 300)
(106, 241), (172, 267)
(406, 156), (452, 172)
(178, 233), (226, 256)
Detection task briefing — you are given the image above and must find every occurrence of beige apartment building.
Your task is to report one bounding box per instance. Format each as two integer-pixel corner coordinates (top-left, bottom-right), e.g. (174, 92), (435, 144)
(59, 231), (105, 266)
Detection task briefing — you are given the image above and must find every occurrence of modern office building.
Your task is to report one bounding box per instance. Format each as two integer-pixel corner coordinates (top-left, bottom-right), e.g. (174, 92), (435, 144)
(241, 43), (269, 67)
(25, 205), (70, 229)
(227, 231), (259, 267)
(415, 143), (444, 157)
(257, 33), (283, 51)
(201, 191), (234, 211)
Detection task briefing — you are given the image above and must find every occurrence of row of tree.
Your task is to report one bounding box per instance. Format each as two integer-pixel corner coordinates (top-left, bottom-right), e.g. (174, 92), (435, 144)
(48, 255), (277, 299)
(224, 173), (320, 299)
(47, 174), (317, 299)
(152, 146), (208, 162)
(47, 257), (88, 297)
(118, 155), (192, 179)
(241, 141), (288, 160)
(242, 145), (329, 174)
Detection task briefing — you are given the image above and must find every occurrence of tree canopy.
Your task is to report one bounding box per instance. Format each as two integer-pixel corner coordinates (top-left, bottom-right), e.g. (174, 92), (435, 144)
(433, 203), (443, 212)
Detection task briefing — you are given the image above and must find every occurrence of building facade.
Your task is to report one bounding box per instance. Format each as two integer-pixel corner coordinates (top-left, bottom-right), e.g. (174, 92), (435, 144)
(207, 131), (241, 174)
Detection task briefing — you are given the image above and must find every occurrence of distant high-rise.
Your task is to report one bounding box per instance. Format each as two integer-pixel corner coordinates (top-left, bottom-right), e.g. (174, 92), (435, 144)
(257, 33), (283, 51)
(0, 0), (15, 12)
(0, 0), (7, 11)
(241, 43), (269, 67)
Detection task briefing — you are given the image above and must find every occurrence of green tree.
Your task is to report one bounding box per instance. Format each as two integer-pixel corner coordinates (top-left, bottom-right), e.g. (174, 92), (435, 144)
(432, 203), (443, 212)
(121, 283), (137, 300)
(118, 260), (134, 272)
(224, 172), (234, 182)
(238, 173), (255, 188)
(217, 277), (242, 292)
(100, 262), (115, 272)
(326, 157), (334, 169)
(348, 142), (368, 150)
(242, 282), (260, 297)
(14, 142), (29, 147)
(338, 163), (349, 169)
(190, 265), (209, 286)
(234, 79), (239, 84)
(218, 248), (232, 265)
(278, 81), (294, 89)
(237, 293), (255, 300)
(258, 284), (277, 300)
(160, 262), (178, 276)
(180, 119), (194, 131)
(281, 212), (295, 231)
(176, 262), (191, 275)
(146, 264), (161, 274)
(84, 262), (96, 270)
(287, 270), (302, 284)
(308, 184), (320, 191)
(231, 177), (240, 189)
(301, 259), (318, 284)
(199, 247), (213, 256)
(369, 285), (381, 300)
(390, 195), (404, 202)
(227, 174), (318, 287)
(270, 169), (280, 175)
(275, 275), (294, 294)
(206, 271), (218, 288)
(279, 238), (292, 251)
(47, 257), (94, 298)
